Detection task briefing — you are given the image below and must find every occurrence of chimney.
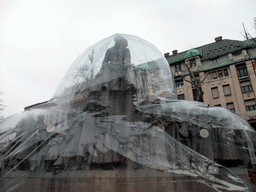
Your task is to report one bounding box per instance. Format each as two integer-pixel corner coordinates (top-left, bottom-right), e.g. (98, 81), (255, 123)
(215, 36), (222, 42)
(164, 52), (170, 57)
(172, 50), (178, 55)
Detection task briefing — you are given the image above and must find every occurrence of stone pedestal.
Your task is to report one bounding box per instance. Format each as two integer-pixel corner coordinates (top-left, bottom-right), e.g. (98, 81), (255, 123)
(0, 168), (221, 192)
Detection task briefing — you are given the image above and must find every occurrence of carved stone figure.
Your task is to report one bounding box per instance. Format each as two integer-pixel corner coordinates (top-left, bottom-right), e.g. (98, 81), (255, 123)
(102, 35), (131, 66)
(95, 35), (131, 85)
(1, 34), (255, 192)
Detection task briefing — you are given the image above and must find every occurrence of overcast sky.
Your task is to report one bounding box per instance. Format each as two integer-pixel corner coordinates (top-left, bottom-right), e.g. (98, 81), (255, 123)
(0, 0), (255, 117)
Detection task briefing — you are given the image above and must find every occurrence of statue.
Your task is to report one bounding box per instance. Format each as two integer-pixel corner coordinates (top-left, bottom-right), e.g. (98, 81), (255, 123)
(0, 34), (254, 192)
(95, 35), (131, 86)
(102, 34), (131, 66)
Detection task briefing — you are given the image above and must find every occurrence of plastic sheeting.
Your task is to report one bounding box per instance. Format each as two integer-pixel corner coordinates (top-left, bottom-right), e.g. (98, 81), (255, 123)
(0, 34), (256, 192)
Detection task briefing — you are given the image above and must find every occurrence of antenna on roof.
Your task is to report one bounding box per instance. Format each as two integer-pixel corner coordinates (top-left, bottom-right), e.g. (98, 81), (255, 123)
(242, 23), (256, 43)
(242, 23), (249, 40)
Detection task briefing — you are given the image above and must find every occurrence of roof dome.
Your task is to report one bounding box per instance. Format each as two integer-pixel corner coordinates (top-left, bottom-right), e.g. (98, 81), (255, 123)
(184, 49), (202, 59)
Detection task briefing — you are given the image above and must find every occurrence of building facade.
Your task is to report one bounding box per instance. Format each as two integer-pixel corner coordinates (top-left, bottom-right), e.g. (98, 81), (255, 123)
(165, 36), (256, 130)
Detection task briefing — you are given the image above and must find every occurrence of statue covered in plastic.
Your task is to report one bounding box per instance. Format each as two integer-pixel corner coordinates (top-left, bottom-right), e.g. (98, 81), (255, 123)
(96, 34), (131, 81)
(1, 33), (256, 192)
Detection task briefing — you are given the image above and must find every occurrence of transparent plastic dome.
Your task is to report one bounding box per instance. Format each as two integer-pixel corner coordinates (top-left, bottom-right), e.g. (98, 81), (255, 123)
(1, 34), (256, 191)
(53, 33), (176, 110)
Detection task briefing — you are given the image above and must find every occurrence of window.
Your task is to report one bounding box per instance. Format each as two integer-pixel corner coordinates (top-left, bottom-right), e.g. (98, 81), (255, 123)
(223, 85), (231, 96)
(245, 99), (256, 111)
(211, 87), (219, 99)
(218, 70), (223, 78)
(211, 58), (219, 63)
(193, 88), (199, 101)
(252, 60), (256, 70)
(227, 102), (235, 113)
(241, 85), (253, 93)
(240, 81), (253, 93)
(223, 68), (229, 77)
(215, 104), (221, 107)
(175, 79), (184, 88)
(211, 68), (229, 80)
(192, 79), (199, 88)
(178, 94), (185, 100)
(190, 59), (196, 67)
(233, 51), (241, 56)
(237, 65), (248, 78)
(175, 63), (181, 72)
(212, 72), (217, 79)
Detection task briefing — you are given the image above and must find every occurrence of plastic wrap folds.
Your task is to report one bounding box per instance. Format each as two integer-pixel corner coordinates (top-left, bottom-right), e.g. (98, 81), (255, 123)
(0, 34), (255, 192)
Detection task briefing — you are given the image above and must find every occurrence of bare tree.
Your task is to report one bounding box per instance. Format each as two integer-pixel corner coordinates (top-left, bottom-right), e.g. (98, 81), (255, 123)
(0, 92), (6, 120)
(176, 57), (209, 102)
(242, 22), (256, 43)
(254, 17), (256, 34)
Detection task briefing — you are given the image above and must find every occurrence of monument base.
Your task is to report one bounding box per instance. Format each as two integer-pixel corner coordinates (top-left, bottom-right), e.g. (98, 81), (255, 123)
(0, 167), (247, 192)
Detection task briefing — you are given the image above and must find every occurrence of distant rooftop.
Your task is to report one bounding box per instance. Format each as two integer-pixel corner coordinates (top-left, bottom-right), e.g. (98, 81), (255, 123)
(166, 37), (256, 64)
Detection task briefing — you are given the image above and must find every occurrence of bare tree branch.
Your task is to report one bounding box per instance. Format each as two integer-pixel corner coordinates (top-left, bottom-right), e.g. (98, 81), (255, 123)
(184, 79), (192, 84)
(0, 92), (6, 120)
(175, 58), (209, 102)
(183, 59), (209, 102)
(200, 72), (209, 83)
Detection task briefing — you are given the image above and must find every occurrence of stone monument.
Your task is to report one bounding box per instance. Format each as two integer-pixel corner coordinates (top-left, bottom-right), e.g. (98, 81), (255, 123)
(0, 34), (255, 192)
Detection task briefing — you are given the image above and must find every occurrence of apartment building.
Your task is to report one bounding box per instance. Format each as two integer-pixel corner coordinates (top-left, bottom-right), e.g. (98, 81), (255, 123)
(165, 36), (256, 130)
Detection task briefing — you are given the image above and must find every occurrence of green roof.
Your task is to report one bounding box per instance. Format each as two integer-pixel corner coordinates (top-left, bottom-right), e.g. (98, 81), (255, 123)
(166, 38), (256, 73)
(184, 49), (202, 59)
(167, 38), (256, 64)
(137, 61), (159, 70)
